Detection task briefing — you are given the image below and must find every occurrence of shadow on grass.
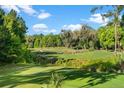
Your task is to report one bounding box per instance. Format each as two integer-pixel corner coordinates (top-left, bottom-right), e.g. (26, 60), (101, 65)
(31, 51), (61, 55)
(0, 65), (123, 88)
(0, 65), (51, 87)
(53, 68), (121, 88)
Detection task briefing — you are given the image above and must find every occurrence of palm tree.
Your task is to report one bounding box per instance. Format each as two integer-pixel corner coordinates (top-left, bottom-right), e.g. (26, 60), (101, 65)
(91, 5), (124, 53)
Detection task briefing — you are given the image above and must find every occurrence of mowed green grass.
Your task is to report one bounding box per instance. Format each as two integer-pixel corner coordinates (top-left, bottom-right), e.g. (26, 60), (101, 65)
(0, 64), (124, 88)
(31, 47), (115, 60)
(1, 48), (124, 88)
(49, 50), (114, 60)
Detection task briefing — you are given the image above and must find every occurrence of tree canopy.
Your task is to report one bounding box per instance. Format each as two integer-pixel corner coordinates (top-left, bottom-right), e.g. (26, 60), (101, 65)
(0, 8), (27, 64)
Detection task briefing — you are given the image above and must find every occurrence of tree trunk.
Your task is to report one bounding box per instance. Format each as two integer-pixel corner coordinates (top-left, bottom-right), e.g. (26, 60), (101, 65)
(114, 23), (117, 53)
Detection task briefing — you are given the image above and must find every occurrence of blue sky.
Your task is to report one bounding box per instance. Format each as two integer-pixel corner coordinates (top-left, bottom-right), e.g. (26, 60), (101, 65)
(0, 5), (111, 35)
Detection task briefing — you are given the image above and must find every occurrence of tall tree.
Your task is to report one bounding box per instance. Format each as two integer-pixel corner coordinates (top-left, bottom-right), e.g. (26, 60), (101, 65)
(91, 5), (124, 52)
(0, 9), (27, 64)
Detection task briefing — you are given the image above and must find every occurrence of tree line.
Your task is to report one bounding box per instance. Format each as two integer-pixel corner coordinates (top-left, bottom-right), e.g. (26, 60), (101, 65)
(26, 19), (124, 51)
(26, 33), (62, 48)
(26, 25), (100, 50)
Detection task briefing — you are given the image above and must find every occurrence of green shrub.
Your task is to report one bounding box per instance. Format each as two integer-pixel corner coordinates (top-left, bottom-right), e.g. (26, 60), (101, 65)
(47, 72), (66, 88)
(56, 58), (89, 68)
(22, 50), (34, 64)
(32, 54), (49, 65)
(82, 56), (120, 72)
(56, 55), (121, 72)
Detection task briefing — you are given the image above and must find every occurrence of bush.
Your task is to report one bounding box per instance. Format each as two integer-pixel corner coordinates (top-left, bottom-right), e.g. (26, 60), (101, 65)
(56, 58), (89, 68)
(20, 49), (33, 64)
(29, 51), (58, 65)
(32, 54), (49, 65)
(85, 59), (117, 72)
(46, 72), (66, 88)
(56, 56), (121, 72)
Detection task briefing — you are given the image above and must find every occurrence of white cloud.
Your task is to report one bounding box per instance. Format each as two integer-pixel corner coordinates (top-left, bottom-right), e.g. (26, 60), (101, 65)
(18, 5), (37, 15)
(62, 24), (82, 31)
(1, 5), (37, 16)
(81, 13), (109, 26)
(89, 13), (109, 25)
(32, 24), (57, 34)
(38, 10), (51, 19)
(49, 29), (57, 33)
(33, 24), (48, 32)
(1, 5), (20, 13)
(1, 5), (52, 20)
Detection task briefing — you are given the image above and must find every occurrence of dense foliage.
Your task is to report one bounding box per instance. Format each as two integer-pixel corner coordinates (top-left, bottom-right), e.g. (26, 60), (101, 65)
(0, 8), (27, 64)
(26, 34), (62, 48)
(98, 25), (124, 50)
(26, 22), (124, 51)
(91, 5), (124, 52)
(26, 25), (100, 50)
